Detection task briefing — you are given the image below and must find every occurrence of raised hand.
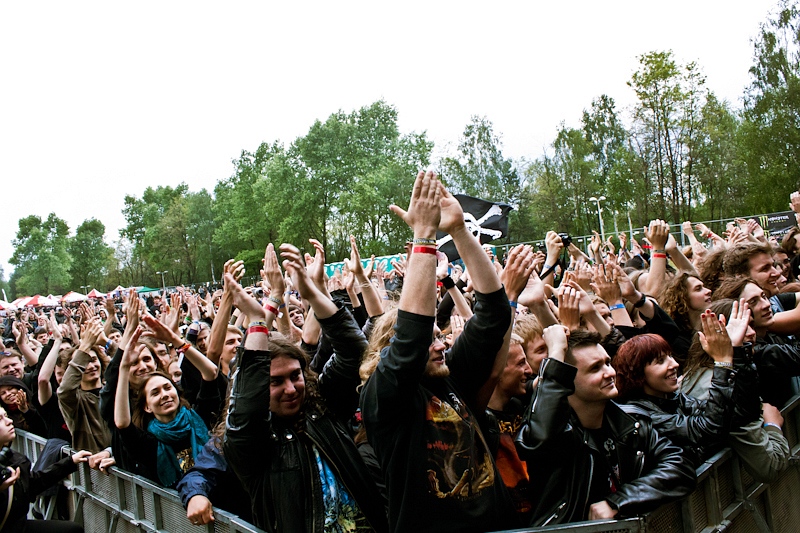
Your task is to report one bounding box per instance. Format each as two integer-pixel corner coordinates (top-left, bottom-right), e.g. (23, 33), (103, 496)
(500, 244), (536, 302)
(542, 324), (569, 362)
(557, 285), (581, 331)
(305, 239), (327, 291)
(697, 310), (733, 364)
(261, 243), (286, 296)
(725, 299), (751, 347)
(389, 170), (441, 236)
(645, 219), (669, 250)
(590, 265), (623, 305)
(280, 244), (318, 301)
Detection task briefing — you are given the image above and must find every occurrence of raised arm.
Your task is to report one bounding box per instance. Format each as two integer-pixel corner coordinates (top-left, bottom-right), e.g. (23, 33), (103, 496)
(37, 311), (63, 405)
(641, 219), (670, 297)
(346, 236), (384, 318)
(114, 327), (142, 430)
(142, 315), (217, 382)
(389, 171), (441, 317)
(207, 261), (242, 366)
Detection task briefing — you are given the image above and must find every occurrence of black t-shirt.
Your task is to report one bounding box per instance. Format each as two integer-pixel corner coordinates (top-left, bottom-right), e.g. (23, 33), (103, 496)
(585, 424), (620, 515)
(38, 392), (72, 443)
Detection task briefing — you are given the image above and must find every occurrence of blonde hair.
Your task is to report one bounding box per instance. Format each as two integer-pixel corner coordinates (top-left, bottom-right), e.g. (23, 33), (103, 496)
(359, 308), (399, 385)
(513, 314), (542, 345)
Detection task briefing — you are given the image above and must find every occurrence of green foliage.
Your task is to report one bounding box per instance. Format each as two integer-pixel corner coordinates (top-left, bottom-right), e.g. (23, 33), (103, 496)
(69, 219), (114, 290)
(10, 213), (72, 296)
(121, 184), (216, 286)
(742, 0), (800, 213)
(440, 116), (520, 205)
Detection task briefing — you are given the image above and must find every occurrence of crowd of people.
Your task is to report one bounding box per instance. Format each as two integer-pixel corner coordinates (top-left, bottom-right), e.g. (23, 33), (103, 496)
(1, 172), (800, 533)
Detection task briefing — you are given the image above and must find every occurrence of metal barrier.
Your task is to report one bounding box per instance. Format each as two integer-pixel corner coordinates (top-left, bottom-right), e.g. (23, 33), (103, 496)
(11, 431), (264, 533)
(11, 393), (800, 533)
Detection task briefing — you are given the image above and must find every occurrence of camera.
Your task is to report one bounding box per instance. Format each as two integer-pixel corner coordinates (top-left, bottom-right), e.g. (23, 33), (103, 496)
(0, 446), (14, 482)
(558, 233), (573, 248)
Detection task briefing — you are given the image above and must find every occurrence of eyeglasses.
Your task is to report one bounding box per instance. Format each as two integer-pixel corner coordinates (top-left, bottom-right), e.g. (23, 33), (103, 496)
(433, 334), (448, 346)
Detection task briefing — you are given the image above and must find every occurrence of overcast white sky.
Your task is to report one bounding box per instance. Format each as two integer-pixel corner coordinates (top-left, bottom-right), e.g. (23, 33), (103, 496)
(0, 1), (776, 282)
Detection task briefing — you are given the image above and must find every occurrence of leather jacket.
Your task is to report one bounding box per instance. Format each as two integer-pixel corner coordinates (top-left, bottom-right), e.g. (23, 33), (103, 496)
(515, 357), (695, 527)
(223, 307), (388, 533)
(620, 367), (735, 467)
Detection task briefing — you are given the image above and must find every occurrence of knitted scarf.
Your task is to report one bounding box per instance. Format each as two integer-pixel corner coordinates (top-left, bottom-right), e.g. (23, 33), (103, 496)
(147, 406), (208, 487)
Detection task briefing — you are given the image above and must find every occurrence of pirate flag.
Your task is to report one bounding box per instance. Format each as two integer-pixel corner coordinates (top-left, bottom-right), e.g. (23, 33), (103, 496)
(436, 194), (513, 261)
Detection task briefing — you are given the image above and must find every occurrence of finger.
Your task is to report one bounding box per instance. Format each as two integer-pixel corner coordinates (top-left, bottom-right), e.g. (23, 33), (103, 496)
(389, 204), (408, 220)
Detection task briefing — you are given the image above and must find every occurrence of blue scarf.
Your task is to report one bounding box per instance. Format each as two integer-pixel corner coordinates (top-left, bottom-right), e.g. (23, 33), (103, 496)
(147, 406), (208, 487)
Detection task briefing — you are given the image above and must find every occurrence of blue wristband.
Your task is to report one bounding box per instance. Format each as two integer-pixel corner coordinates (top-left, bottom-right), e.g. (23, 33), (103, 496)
(608, 303), (625, 311)
(509, 301), (518, 308)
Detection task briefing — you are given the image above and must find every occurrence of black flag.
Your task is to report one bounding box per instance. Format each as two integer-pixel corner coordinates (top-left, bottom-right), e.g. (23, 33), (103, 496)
(436, 194), (513, 261)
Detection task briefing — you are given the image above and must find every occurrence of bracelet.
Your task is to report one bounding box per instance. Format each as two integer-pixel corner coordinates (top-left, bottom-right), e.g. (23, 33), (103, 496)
(267, 295), (283, 307)
(359, 281), (372, 288)
(714, 361), (734, 369)
(264, 304), (279, 316)
(247, 325), (270, 336)
(441, 276), (456, 290)
(248, 320), (267, 328)
(176, 342), (191, 354)
(609, 303), (625, 311)
(653, 249), (666, 254)
(412, 246), (437, 255)
(633, 293), (648, 308)
(652, 253), (667, 259)
(412, 238), (437, 246)
(509, 301), (518, 309)
(543, 263), (554, 272)
(763, 422), (782, 431)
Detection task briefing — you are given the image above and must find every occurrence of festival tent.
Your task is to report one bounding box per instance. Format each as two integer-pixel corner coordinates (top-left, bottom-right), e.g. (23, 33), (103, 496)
(11, 297), (29, 307)
(19, 295), (60, 307)
(62, 292), (88, 303)
(86, 289), (105, 299)
(0, 300), (16, 311)
(108, 286), (128, 297)
(136, 287), (161, 294)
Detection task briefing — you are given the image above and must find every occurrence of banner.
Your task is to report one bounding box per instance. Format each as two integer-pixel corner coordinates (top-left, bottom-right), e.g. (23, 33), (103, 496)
(436, 194), (513, 261)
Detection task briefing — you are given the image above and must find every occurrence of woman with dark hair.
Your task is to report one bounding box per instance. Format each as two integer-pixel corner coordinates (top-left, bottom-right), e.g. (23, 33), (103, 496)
(659, 272), (713, 364)
(613, 314), (745, 467)
(113, 316), (219, 488)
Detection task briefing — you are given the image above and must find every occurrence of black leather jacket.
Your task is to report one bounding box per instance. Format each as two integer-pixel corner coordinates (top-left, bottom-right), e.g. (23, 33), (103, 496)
(515, 357), (695, 527)
(620, 367), (735, 467)
(223, 308), (388, 533)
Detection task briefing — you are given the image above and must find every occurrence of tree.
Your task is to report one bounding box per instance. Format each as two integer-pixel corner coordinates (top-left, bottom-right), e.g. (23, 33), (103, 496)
(742, 0), (800, 213)
(69, 219), (114, 290)
(440, 116), (520, 204)
(694, 94), (749, 220)
(10, 213), (72, 295)
(628, 51), (707, 222)
(121, 184), (216, 286)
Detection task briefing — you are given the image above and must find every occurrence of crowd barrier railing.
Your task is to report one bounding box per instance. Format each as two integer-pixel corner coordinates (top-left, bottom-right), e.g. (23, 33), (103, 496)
(11, 431), (265, 533)
(11, 392), (800, 533)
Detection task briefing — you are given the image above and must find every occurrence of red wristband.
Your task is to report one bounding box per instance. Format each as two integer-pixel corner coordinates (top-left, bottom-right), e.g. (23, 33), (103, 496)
(175, 342), (191, 354)
(652, 253), (667, 259)
(412, 246), (437, 255)
(247, 325), (270, 335)
(264, 303), (279, 315)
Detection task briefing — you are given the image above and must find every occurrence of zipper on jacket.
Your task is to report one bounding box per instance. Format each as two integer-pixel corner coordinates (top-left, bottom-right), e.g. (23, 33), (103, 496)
(542, 502), (567, 526)
(635, 450), (645, 477)
(583, 452), (594, 519)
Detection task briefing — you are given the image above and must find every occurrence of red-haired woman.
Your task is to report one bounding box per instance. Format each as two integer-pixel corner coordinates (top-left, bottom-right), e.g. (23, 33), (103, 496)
(613, 308), (754, 467)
